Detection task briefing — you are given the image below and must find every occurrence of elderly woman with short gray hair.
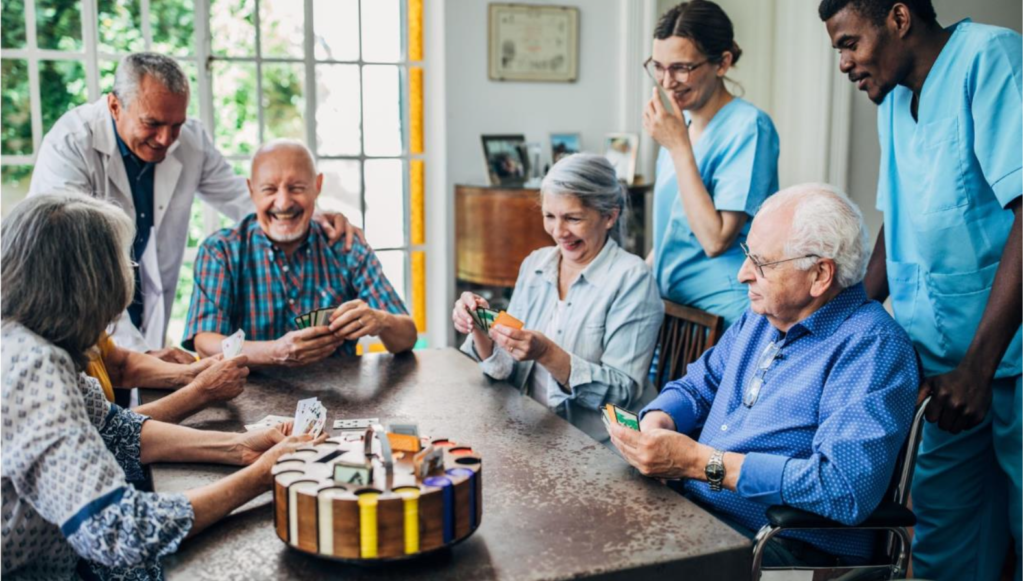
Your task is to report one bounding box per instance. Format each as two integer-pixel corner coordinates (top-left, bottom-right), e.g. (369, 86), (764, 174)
(453, 153), (665, 443)
(1, 192), (319, 579)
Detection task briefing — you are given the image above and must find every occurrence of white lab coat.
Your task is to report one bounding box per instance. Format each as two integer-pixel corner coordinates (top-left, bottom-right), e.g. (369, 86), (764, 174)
(28, 97), (254, 352)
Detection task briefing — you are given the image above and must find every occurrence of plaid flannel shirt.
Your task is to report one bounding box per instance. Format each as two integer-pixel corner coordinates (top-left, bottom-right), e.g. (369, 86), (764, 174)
(183, 214), (408, 356)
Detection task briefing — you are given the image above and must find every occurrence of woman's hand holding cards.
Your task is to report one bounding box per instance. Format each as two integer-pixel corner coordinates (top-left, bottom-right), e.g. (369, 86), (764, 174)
(247, 427), (328, 488)
(489, 325), (551, 362)
(185, 354), (250, 404)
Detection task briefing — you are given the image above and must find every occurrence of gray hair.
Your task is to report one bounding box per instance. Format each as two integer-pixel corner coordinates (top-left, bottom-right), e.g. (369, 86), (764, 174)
(540, 153), (628, 245)
(1, 192), (135, 370)
(112, 52), (190, 110)
(756, 183), (869, 289)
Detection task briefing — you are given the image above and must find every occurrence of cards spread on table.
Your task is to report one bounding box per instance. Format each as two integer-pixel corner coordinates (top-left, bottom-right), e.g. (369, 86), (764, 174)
(221, 329), (245, 358)
(604, 403), (640, 431)
(472, 308), (523, 332)
(333, 417), (379, 430)
(294, 397), (328, 437)
(294, 306), (337, 330)
(244, 414), (292, 432)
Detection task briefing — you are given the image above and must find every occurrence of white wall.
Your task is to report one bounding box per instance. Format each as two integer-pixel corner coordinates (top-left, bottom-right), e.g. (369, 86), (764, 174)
(845, 0), (1023, 239)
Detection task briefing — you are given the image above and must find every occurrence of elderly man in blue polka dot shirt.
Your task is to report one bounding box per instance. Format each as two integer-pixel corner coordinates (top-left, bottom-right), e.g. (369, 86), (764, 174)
(607, 184), (919, 568)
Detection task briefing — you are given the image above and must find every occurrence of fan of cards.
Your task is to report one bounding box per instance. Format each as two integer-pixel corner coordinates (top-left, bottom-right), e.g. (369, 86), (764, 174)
(294, 306), (337, 330)
(293, 397), (328, 437)
(470, 308), (524, 332)
(221, 329), (245, 359)
(603, 403), (640, 431)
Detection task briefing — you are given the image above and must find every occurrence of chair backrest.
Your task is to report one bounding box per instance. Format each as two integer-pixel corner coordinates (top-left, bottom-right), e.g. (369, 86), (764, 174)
(653, 301), (724, 391)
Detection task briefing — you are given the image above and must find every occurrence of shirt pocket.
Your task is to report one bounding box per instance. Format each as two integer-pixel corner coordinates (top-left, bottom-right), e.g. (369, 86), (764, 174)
(886, 259), (920, 334)
(912, 116), (969, 219)
(924, 262), (999, 363)
(575, 323), (606, 362)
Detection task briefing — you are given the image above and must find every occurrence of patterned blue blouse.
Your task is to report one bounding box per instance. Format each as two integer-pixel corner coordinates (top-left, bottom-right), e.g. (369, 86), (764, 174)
(1, 323), (193, 579)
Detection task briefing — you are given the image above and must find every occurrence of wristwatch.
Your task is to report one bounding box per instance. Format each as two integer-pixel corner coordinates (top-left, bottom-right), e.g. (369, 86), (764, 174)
(705, 449), (726, 492)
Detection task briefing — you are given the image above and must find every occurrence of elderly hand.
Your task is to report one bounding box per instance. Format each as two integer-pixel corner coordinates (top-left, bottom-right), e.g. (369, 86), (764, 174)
(642, 87), (691, 153)
(452, 292), (490, 335)
(251, 431), (329, 487)
(186, 354), (249, 404)
(607, 421), (698, 480)
(272, 326), (343, 367)
(148, 346), (198, 365)
(920, 365), (993, 434)
(489, 325), (552, 362)
(312, 211), (366, 251)
(329, 299), (388, 340)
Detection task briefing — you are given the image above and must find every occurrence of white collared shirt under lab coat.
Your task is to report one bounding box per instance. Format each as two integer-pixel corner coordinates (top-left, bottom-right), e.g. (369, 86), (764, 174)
(28, 97), (254, 352)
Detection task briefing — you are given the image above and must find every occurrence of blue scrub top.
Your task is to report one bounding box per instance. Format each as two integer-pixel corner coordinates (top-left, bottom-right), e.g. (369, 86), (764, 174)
(877, 19), (1022, 378)
(652, 97), (779, 326)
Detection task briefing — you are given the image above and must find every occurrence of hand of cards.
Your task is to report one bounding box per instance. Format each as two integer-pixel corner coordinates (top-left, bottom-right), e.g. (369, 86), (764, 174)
(603, 403), (640, 431)
(294, 397), (328, 437)
(294, 306), (337, 330)
(221, 329), (245, 358)
(470, 308), (524, 332)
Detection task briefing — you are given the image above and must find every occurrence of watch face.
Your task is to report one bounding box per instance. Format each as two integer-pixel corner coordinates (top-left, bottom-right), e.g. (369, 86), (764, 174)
(706, 463), (725, 481)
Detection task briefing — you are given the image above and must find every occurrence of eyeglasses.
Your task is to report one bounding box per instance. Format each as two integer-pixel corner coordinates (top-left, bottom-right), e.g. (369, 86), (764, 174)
(740, 242), (819, 278)
(744, 341), (781, 407)
(643, 57), (710, 84)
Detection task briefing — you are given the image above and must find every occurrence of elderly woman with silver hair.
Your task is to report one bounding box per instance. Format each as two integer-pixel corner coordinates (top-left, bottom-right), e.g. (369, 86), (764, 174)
(453, 153), (665, 443)
(0, 192), (320, 579)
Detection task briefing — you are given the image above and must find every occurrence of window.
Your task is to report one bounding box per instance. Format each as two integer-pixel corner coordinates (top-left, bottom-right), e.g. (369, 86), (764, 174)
(0, 0), (428, 351)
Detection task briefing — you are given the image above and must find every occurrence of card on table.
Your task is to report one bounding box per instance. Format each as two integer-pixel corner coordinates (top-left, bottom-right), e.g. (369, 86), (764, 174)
(221, 329), (245, 358)
(333, 417), (380, 430)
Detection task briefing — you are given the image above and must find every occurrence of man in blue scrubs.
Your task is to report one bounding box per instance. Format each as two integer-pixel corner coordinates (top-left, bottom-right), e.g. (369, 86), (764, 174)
(821, 2), (1022, 580)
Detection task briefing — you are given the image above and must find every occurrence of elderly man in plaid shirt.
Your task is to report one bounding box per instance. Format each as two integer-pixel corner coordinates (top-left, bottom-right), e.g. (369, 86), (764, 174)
(183, 139), (417, 365)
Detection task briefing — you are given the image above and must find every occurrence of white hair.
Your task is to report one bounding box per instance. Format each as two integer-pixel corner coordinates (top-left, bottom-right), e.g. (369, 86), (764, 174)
(112, 52), (190, 110)
(540, 153), (628, 245)
(756, 183), (869, 289)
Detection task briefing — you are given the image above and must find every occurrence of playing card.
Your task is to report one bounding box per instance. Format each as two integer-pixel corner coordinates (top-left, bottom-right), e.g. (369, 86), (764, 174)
(294, 397), (318, 435)
(476, 308), (498, 331)
(244, 414), (292, 432)
(494, 311), (524, 330)
(221, 329), (245, 358)
(333, 417), (380, 430)
(293, 315), (305, 329)
(311, 403), (327, 437)
(607, 403), (640, 431)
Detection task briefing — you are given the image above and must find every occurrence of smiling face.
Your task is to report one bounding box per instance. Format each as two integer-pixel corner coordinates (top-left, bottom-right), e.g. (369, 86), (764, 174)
(650, 36), (730, 112)
(108, 75), (189, 163)
(248, 144), (323, 253)
(541, 192), (617, 268)
(825, 6), (909, 104)
(737, 204), (820, 330)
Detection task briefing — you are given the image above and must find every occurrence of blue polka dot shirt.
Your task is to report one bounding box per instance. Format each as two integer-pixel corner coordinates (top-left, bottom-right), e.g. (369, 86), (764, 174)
(642, 283), (919, 559)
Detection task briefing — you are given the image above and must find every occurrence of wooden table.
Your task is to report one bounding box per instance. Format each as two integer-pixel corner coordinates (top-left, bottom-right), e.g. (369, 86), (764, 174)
(141, 348), (751, 580)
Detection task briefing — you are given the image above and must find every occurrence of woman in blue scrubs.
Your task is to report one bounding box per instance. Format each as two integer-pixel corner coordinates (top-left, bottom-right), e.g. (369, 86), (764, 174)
(644, 0), (780, 327)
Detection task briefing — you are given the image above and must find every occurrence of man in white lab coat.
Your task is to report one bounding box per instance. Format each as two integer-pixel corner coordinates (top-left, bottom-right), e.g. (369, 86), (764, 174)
(29, 52), (361, 362)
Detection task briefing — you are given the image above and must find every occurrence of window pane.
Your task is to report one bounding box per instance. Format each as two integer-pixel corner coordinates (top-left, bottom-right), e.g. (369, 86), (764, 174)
(318, 160), (362, 228)
(260, 0), (303, 59)
(360, 0), (400, 63)
(1, 59), (32, 155)
(2, 0), (26, 48)
(362, 65), (402, 156)
(39, 60), (87, 134)
(212, 61), (258, 156)
(1, 166), (33, 218)
(152, 0), (195, 56)
(314, 0), (358, 61)
(364, 158), (404, 249)
(315, 64), (360, 156)
(97, 0), (144, 53)
(37, 0), (82, 51)
(211, 0), (255, 57)
(262, 63), (305, 142)
(375, 249), (407, 304)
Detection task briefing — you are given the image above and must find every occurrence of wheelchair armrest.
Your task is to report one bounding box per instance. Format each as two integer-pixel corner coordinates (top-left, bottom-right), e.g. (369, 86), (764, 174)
(765, 501), (916, 530)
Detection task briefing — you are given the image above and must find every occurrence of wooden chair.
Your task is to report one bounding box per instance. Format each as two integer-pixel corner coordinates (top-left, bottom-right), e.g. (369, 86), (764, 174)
(653, 301), (724, 391)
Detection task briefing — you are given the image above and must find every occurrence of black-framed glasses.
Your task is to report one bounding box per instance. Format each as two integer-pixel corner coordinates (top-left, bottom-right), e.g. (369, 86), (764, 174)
(744, 341), (781, 407)
(643, 57), (710, 84)
(739, 242), (819, 278)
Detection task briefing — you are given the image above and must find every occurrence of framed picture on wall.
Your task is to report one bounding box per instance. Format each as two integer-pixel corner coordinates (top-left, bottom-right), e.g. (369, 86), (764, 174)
(550, 132), (581, 163)
(603, 133), (639, 184)
(488, 4), (580, 82)
(482, 134), (528, 186)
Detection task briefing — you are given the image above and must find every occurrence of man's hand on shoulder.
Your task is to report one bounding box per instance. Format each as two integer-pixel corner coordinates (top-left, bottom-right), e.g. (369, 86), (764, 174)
(312, 211), (366, 251)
